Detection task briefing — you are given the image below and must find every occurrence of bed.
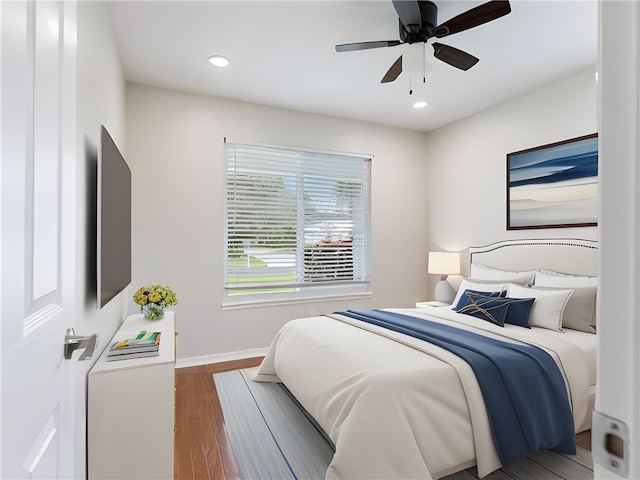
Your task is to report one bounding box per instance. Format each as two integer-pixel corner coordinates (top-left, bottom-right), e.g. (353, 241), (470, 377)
(254, 238), (598, 479)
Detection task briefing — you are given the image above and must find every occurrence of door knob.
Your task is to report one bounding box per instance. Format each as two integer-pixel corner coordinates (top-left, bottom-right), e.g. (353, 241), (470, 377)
(64, 328), (99, 360)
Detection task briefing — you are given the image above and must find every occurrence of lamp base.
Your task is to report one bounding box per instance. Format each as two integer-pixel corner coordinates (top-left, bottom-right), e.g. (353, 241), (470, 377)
(434, 279), (456, 304)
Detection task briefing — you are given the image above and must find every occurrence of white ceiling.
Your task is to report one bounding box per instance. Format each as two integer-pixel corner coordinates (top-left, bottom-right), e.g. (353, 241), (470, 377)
(107, 1), (598, 132)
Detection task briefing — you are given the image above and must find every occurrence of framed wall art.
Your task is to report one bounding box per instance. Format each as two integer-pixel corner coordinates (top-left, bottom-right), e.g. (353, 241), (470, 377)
(507, 133), (598, 230)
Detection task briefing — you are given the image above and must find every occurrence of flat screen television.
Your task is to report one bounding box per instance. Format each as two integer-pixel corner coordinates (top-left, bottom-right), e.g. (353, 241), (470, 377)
(97, 125), (131, 308)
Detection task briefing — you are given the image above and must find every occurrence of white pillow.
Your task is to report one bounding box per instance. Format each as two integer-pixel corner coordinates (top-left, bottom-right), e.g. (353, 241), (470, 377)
(531, 285), (597, 333)
(471, 264), (536, 286)
(534, 269), (598, 287)
(451, 278), (507, 309)
(507, 283), (573, 332)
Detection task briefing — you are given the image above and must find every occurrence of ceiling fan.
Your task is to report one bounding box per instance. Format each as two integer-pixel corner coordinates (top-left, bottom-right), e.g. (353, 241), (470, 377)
(335, 0), (511, 83)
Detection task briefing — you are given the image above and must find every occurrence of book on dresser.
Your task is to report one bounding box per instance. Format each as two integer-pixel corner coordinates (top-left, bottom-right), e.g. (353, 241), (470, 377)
(107, 331), (161, 360)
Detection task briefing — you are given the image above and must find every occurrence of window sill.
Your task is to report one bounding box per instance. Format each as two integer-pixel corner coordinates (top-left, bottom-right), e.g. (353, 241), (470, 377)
(221, 291), (372, 311)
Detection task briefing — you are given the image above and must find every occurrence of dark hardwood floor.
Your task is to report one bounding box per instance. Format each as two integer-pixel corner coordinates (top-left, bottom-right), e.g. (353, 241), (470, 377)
(174, 357), (264, 480)
(577, 429), (592, 452)
(174, 358), (592, 480)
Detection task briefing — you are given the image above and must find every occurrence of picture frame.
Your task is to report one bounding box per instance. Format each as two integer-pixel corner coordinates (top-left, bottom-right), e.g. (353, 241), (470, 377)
(507, 133), (598, 230)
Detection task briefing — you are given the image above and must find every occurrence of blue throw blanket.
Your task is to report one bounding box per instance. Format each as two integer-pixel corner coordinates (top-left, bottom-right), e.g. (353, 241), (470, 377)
(336, 309), (576, 467)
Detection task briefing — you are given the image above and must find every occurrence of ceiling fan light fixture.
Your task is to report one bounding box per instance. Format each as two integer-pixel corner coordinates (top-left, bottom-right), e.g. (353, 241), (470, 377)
(207, 55), (230, 67)
(335, 0), (511, 83)
(413, 100), (428, 109)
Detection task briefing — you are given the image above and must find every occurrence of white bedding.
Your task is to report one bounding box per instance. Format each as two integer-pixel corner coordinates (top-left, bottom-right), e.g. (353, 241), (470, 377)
(415, 305), (597, 433)
(254, 307), (594, 480)
(418, 305), (597, 388)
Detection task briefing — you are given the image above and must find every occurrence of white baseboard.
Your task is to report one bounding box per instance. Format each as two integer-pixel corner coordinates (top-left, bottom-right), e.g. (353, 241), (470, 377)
(175, 347), (269, 369)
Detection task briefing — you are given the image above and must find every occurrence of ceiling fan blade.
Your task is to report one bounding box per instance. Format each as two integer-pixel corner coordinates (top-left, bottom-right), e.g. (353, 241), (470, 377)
(392, 0), (422, 32)
(335, 40), (402, 53)
(381, 55), (403, 83)
(432, 43), (479, 71)
(432, 1), (511, 38)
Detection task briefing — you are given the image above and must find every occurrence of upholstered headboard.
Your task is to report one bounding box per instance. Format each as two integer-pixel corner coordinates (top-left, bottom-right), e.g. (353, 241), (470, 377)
(468, 238), (598, 277)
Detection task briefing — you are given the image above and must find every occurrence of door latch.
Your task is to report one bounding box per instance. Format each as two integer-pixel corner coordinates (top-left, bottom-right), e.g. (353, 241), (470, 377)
(592, 410), (629, 477)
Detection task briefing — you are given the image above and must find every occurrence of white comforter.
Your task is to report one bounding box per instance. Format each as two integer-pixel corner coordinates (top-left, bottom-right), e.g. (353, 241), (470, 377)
(254, 307), (591, 480)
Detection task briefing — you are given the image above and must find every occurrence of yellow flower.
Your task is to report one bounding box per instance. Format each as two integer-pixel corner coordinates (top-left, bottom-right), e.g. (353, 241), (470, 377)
(133, 284), (178, 308)
(148, 291), (162, 303)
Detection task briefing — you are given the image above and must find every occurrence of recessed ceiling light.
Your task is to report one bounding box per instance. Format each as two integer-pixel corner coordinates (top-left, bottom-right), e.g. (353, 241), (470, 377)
(208, 55), (230, 67)
(413, 101), (428, 109)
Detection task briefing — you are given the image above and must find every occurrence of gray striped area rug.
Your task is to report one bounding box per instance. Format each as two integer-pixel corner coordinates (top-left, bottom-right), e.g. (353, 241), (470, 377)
(214, 367), (593, 480)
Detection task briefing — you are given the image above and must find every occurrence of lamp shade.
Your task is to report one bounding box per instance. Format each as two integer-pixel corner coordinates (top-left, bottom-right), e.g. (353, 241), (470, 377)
(428, 251), (460, 275)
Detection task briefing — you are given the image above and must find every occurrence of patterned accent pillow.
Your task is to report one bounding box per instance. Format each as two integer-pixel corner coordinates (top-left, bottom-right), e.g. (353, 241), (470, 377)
(453, 292), (511, 327)
(455, 292), (535, 328)
(453, 289), (504, 310)
(451, 278), (508, 308)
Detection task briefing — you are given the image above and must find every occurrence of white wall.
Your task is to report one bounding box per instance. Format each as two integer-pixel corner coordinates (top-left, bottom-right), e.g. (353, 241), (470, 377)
(425, 68), (598, 291)
(76, 2), (128, 328)
(74, 2), (127, 476)
(126, 67), (598, 361)
(125, 84), (430, 360)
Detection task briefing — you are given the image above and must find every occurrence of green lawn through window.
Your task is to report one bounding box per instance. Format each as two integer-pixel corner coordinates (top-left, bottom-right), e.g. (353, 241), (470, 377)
(227, 255), (296, 293)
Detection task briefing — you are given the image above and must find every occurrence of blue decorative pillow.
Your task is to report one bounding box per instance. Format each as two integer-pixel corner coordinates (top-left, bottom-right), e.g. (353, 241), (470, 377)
(499, 296), (535, 328)
(453, 289), (505, 311)
(453, 293), (511, 326)
(455, 292), (535, 328)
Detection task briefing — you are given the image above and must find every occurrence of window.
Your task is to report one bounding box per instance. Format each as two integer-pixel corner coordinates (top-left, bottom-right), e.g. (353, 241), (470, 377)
(224, 142), (371, 305)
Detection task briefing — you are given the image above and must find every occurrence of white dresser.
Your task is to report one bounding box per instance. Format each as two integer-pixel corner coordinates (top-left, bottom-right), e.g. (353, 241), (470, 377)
(88, 312), (175, 479)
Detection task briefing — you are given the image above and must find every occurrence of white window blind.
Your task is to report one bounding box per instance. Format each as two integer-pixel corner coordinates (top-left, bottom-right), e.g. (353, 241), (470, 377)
(224, 142), (371, 299)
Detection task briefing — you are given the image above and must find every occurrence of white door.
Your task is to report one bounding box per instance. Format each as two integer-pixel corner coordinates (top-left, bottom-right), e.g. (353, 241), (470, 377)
(1, 2), (78, 478)
(595, 2), (640, 478)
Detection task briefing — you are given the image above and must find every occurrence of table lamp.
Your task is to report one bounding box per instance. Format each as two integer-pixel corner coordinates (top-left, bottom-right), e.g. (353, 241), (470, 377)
(428, 251), (460, 304)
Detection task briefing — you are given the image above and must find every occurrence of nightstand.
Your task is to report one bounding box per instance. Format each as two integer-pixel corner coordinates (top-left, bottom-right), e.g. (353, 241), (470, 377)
(416, 301), (451, 308)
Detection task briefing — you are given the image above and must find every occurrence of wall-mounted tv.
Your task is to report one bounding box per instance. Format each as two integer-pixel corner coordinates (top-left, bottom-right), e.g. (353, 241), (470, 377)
(97, 125), (131, 308)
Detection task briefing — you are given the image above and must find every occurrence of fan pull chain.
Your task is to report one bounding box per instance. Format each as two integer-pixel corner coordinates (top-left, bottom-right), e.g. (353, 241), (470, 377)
(423, 43), (426, 83)
(409, 75), (413, 95)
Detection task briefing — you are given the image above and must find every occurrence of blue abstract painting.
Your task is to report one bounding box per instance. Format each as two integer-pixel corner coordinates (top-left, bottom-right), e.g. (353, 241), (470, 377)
(507, 134), (598, 229)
